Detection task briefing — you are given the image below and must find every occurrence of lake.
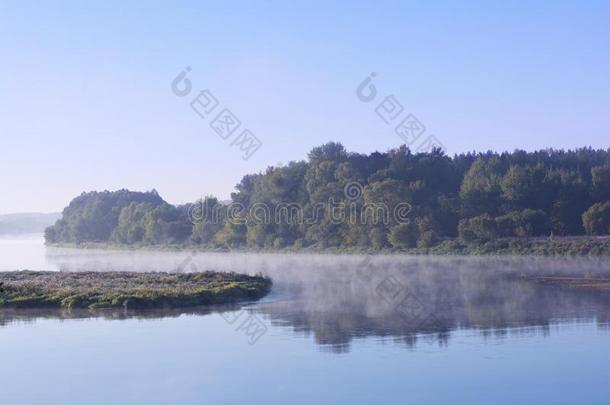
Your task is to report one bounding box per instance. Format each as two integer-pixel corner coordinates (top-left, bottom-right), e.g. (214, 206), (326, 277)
(1, 235), (610, 404)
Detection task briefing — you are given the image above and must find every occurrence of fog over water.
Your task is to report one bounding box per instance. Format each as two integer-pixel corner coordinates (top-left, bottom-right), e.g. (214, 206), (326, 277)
(2, 235), (610, 351)
(2, 235), (610, 404)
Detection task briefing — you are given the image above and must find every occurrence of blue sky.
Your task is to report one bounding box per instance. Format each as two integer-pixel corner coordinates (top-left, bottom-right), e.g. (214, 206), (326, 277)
(1, 0), (608, 213)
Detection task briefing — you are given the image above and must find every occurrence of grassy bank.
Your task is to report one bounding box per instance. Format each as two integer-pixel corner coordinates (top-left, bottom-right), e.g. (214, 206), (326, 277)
(423, 236), (610, 256)
(47, 236), (610, 256)
(0, 271), (272, 309)
(522, 276), (610, 293)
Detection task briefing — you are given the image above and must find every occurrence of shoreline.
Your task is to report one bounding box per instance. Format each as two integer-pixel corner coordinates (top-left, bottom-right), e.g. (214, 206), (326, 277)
(0, 270), (272, 310)
(45, 236), (610, 256)
(521, 276), (610, 293)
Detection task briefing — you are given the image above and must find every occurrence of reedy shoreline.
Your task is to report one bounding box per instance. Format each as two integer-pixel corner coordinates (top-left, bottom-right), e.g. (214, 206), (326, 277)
(0, 271), (272, 310)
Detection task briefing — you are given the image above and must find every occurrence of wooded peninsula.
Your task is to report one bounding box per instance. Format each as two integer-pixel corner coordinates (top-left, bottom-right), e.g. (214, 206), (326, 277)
(45, 143), (610, 255)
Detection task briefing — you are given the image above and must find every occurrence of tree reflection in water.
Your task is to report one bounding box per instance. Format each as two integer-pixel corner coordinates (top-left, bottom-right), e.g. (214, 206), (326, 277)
(2, 256), (610, 353)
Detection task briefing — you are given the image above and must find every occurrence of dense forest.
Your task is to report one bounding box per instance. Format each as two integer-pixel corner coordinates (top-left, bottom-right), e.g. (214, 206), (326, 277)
(45, 143), (610, 251)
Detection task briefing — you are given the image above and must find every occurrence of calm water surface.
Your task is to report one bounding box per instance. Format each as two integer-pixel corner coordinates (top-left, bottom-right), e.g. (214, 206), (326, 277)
(1, 235), (609, 404)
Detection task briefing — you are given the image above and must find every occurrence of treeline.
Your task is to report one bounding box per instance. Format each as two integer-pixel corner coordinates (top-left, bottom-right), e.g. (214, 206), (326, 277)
(45, 143), (610, 250)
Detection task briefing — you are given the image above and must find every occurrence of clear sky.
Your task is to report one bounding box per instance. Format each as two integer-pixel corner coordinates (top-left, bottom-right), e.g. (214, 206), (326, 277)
(1, 0), (608, 213)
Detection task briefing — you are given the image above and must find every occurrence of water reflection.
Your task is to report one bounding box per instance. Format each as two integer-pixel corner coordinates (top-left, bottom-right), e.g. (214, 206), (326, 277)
(255, 269), (610, 352)
(3, 252), (610, 352)
(0, 305), (237, 327)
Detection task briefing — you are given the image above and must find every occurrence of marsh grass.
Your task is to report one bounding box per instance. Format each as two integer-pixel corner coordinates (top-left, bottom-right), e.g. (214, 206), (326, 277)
(524, 276), (610, 293)
(0, 271), (272, 309)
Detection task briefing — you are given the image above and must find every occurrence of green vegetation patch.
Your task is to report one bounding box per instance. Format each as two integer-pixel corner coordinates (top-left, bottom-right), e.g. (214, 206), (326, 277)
(523, 276), (610, 293)
(0, 271), (272, 309)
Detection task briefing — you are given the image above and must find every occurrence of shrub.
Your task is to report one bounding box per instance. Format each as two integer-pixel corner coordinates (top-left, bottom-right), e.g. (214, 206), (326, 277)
(495, 209), (549, 237)
(388, 222), (418, 248)
(582, 202), (610, 235)
(458, 214), (497, 243)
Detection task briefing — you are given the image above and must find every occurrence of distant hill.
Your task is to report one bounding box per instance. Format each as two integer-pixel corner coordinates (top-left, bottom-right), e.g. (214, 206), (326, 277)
(0, 212), (61, 235)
